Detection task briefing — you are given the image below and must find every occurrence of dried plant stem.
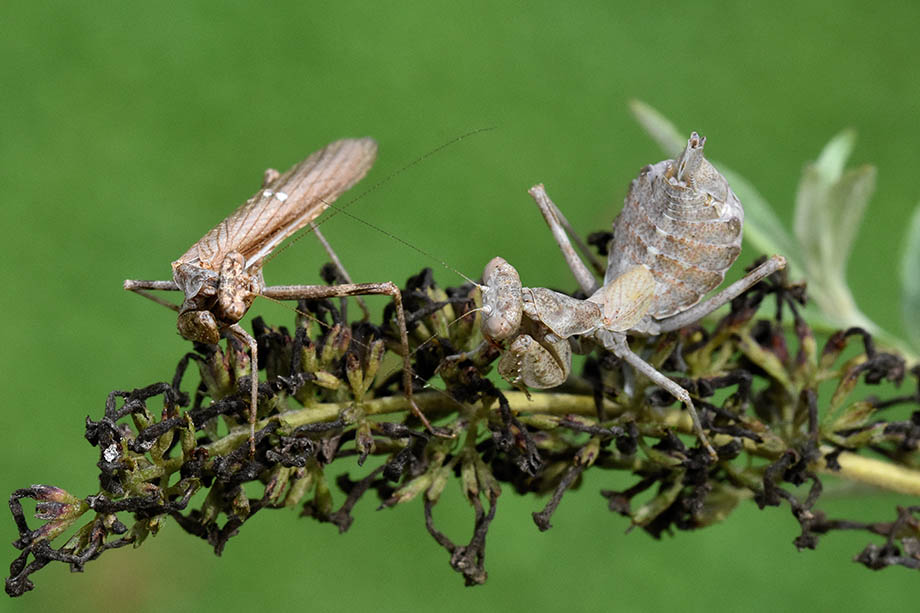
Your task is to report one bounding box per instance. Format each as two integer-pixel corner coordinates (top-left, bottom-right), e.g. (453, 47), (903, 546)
(203, 391), (605, 456)
(199, 391), (920, 497)
(659, 411), (920, 495)
(816, 447), (920, 496)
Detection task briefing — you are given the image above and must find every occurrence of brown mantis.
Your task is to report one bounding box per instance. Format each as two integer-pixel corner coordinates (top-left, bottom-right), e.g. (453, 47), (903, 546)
(124, 138), (432, 455)
(479, 133), (786, 459)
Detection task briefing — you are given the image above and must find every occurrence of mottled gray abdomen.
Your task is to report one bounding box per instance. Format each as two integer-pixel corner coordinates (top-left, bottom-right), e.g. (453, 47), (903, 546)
(605, 133), (743, 319)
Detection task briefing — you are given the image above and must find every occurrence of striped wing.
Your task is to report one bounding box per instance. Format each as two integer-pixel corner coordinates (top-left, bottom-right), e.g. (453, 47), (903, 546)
(175, 137), (378, 271)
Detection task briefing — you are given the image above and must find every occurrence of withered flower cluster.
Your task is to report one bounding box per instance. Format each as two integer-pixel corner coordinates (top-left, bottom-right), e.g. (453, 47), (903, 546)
(6, 260), (920, 596)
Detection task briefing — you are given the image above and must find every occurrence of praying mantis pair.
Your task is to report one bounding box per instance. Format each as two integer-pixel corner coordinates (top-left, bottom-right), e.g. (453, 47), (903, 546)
(125, 132), (784, 460)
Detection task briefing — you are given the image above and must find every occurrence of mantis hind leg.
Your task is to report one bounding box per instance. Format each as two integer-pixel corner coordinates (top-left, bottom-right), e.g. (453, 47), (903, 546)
(260, 281), (443, 436)
(229, 323), (259, 457)
(602, 331), (718, 460)
(652, 255), (787, 334)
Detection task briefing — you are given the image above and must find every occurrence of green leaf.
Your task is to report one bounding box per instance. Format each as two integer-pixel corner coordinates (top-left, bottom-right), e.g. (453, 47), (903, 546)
(628, 99), (685, 156)
(900, 202), (920, 350)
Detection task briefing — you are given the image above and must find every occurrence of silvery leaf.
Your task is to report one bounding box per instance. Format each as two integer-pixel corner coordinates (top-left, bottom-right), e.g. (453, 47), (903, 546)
(794, 163), (833, 273)
(828, 165), (876, 266)
(794, 130), (858, 273)
(813, 128), (857, 184)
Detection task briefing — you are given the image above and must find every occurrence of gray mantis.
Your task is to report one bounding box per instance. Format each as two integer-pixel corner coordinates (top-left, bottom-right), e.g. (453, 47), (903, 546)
(480, 133), (786, 459)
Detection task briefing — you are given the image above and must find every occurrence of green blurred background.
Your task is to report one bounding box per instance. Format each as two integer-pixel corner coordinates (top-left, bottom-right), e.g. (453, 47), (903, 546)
(3, 1), (919, 611)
